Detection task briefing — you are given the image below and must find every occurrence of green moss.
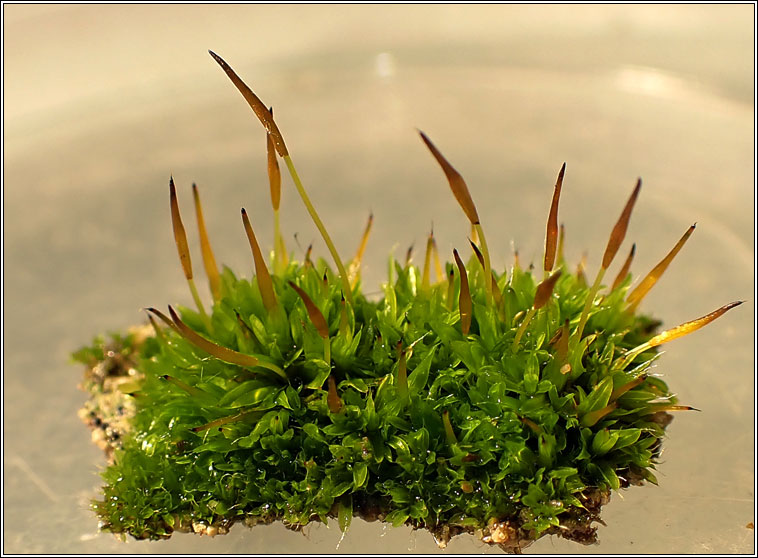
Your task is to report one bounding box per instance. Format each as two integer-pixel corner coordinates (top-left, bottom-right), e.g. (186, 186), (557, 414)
(81, 251), (672, 544)
(74, 51), (740, 550)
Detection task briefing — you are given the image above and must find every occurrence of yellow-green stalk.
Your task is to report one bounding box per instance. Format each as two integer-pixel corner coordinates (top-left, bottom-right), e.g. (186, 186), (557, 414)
(192, 183), (222, 302)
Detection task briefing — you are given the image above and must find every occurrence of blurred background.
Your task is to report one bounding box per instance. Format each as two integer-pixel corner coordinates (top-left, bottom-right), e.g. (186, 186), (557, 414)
(3, 4), (754, 554)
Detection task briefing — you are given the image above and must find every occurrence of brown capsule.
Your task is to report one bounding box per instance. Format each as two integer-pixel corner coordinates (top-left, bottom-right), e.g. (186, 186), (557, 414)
(602, 179), (641, 270)
(544, 162), (566, 273)
(241, 208), (278, 313)
(192, 183), (222, 301)
(169, 177), (193, 280)
(534, 270), (562, 310)
(289, 281), (329, 339)
(208, 50), (289, 156)
(419, 131), (480, 225)
(626, 224), (696, 311)
(266, 107), (282, 211)
(453, 249), (472, 335)
(327, 375), (343, 414)
(611, 243), (636, 291)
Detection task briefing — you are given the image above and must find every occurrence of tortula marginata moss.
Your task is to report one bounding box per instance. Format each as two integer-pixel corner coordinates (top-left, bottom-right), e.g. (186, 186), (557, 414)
(73, 51), (742, 552)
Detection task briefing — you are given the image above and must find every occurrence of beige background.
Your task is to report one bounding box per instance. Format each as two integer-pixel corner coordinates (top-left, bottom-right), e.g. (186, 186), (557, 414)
(3, 4), (754, 554)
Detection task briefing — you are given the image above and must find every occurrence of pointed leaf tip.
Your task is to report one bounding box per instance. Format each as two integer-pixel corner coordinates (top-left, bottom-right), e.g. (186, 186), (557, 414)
(289, 281), (329, 339)
(626, 224), (696, 310)
(168, 305), (262, 368)
(544, 162), (566, 272)
(618, 301), (743, 369)
(646, 301), (743, 349)
(169, 178), (193, 280)
(453, 248), (472, 335)
(603, 178), (642, 269)
(419, 131), (480, 225)
(209, 50), (288, 156)
(534, 270), (562, 309)
(241, 208), (278, 312)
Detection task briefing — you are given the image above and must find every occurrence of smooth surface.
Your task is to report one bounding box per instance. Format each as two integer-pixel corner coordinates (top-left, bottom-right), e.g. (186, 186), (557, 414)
(3, 4), (755, 554)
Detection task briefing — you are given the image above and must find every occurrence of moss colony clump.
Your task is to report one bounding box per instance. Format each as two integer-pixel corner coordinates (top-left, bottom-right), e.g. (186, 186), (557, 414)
(73, 52), (741, 552)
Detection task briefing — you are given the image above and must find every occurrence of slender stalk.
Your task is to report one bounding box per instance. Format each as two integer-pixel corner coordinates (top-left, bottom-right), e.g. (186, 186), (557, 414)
(573, 267), (606, 344)
(188, 278), (212, 332)
(283, 156), (353, 304)
(512, 307), (537, 351)
(474, 223), (493, 300)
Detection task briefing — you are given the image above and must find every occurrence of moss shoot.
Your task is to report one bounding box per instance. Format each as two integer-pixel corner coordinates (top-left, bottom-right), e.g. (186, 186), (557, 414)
(73, 52), (741, 552)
